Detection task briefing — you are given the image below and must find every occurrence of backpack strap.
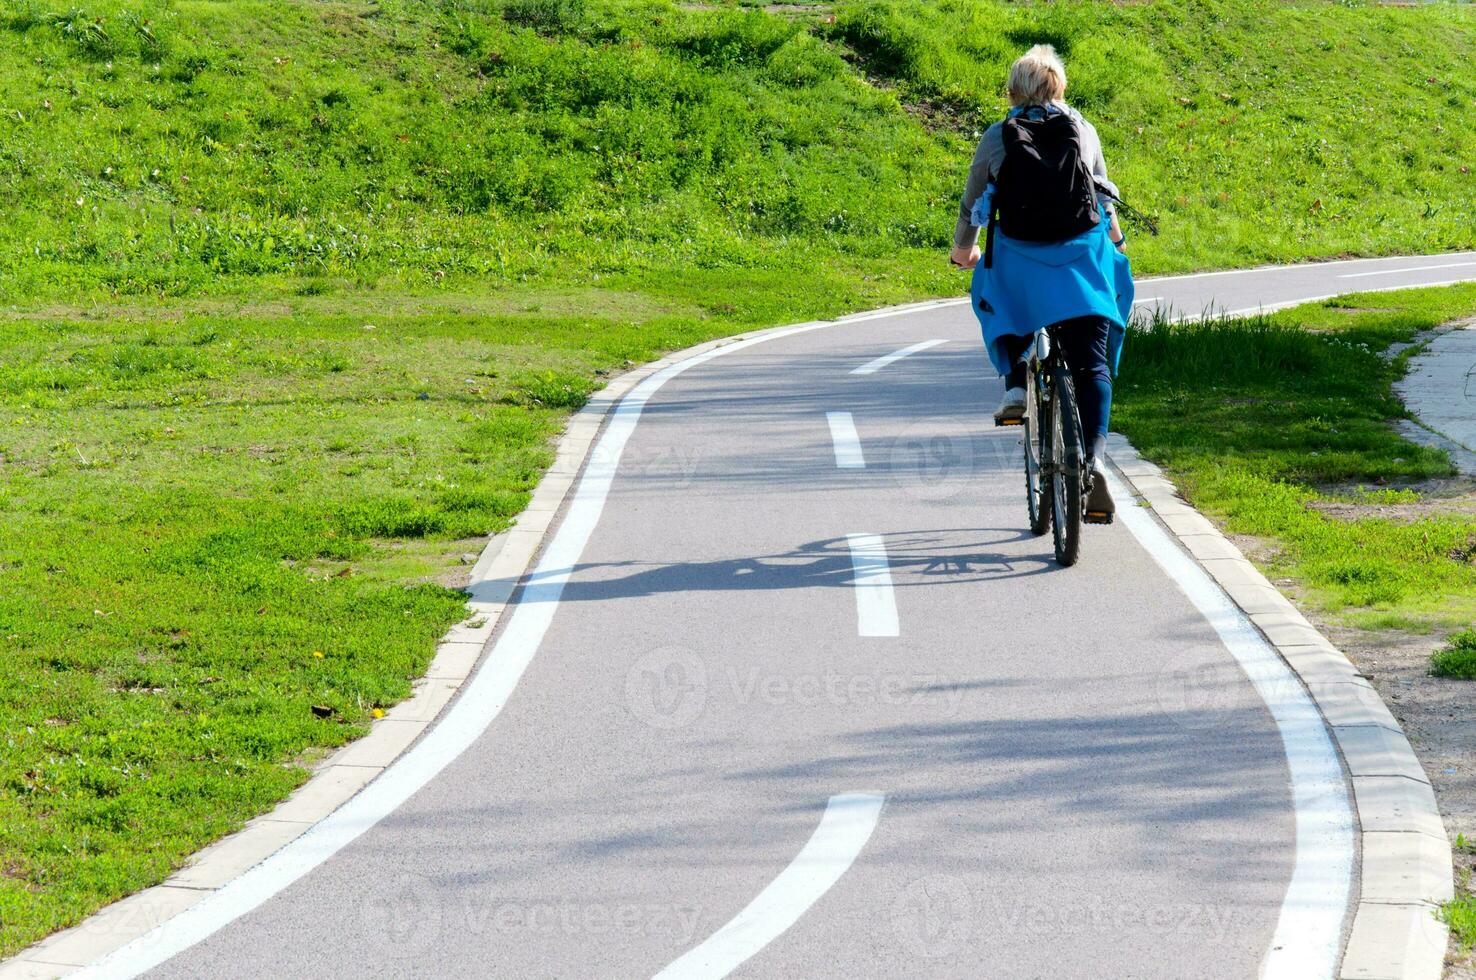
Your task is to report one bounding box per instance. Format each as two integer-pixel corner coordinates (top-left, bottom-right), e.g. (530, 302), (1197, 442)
(983, 201), (998, 270)
(1091, 177), (1161, 237)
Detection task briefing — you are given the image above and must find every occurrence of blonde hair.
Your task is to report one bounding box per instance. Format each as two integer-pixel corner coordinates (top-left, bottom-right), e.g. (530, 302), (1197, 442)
(1007, 44), (1067, 107)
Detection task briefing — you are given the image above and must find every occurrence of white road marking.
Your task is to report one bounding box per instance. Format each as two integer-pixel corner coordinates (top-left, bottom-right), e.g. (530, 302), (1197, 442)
(1216, 276), (1476, 321)
(1134, 251), (1476, 286)
(653, 792), (885, 980)
(77, 320), (843, 980)
(1132, 296), (1163, 305)
(826, 412), (866, 469)
(839, 300), (965, 324)
(1338, 260), (1476, 279)
(850, 338), (948, 375)
(846, 533), (899, 637)
(1106, 468), (1354, 980)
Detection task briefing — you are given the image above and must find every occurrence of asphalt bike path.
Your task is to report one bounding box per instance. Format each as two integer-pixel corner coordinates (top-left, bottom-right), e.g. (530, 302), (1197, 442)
(103, 254), (1476, 979)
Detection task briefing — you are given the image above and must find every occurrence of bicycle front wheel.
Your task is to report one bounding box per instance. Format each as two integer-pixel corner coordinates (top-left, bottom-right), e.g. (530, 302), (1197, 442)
(1049, 366), (1083, 566)
(1023, 364), (1050, 537)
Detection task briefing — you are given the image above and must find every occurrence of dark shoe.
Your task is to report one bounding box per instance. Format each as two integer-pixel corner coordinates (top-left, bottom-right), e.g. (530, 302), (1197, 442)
(1084, 455), (1114, 524)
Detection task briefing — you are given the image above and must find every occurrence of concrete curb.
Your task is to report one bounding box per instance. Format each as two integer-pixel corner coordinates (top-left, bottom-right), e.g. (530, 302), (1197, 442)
(1105, 433), (1454, 980)
(0, 297), (966, 979)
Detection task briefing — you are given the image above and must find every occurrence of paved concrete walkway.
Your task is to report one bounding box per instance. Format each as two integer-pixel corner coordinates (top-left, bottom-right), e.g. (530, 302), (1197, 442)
(1396, 320), (1476, 476)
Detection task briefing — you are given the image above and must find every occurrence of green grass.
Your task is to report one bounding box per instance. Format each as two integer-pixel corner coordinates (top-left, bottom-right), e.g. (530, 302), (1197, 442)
(1113, 283), (1476, 628)
(822, 0), (1476, 271)
(1432, 629), (1476, 679)
(5, 0), (1476, 958)
(1448, 835), (1476, 951)
(0, 0), (961, 298)
(2, 0), (1476, 300)
(1446, 895), (1476, 950)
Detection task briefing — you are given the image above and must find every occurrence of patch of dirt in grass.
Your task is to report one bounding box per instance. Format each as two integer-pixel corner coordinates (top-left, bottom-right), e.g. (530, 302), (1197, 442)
(901, 96), (980, 134)
(1222, 528), (1282, 567)
(1, 861), (41, 893)
(1308, 480), (1476, 524)
(361, 536), (490, 591)
(677, 3), (832, 12)
(439, 538), (491, 590)
(1323, 622), (1476, 828)
(1310, 496), (1476, 524)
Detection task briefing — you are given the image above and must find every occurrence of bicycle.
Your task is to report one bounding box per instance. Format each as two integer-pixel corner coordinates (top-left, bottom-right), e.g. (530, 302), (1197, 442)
(997, 323), (1112, 567)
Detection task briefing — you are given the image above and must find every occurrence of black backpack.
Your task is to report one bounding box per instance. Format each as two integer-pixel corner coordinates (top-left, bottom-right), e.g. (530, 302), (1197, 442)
(984, 110), (1101, 267)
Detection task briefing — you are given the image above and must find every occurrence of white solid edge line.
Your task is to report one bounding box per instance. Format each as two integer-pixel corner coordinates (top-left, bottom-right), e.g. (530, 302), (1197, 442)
(653, 792), (886, 980)
(825, 411), (866, 469)
(1218, 274), (1476, 320)
(1105, 469), (1355, 980)
(1131, 296), (1163, 305)
(1133, 250), (1476, 285)
(839, 299), (967, 323)
(1338, 259), (1476, 279)
(845, 534), (899, 638)
(1150, 273), (1476, 327)
(75, 319), (839, 980)
(849, 338), (949, 375)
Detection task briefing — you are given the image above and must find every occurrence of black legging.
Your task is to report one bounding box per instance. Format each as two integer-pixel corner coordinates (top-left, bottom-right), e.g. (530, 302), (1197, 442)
(1002, 316), (1113, 457)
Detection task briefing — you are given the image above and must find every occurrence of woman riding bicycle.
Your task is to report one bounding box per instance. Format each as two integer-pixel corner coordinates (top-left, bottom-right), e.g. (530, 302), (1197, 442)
(951, 44), (1133, 521)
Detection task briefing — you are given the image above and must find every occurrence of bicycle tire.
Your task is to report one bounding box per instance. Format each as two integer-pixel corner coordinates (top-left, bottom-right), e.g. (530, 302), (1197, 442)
(1050, 366), (1083, 566)
(1023, 363), (1050, 537)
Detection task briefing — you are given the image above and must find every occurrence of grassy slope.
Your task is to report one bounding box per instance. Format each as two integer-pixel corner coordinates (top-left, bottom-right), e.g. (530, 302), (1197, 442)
(0, 0), (962, 298)
(1, 0), (1475, 299)
(825, 0), (1476, 272)
(3, 0), (1476, 956)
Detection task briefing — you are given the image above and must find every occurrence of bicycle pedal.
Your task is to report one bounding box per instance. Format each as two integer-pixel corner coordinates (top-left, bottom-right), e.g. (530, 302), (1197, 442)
(1084, 510), (1114, 525)
(994, 417), (1024, 427)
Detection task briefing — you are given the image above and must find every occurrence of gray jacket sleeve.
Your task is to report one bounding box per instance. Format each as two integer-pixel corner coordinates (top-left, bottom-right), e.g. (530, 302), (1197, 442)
(1074, 113), (1119, 201)
(954, 123), (1005, 250)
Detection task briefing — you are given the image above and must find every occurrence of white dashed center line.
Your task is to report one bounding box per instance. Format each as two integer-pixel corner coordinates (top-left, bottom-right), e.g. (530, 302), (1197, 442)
(850, 339), (947, 375)
(1338, 260), (1476, 279)
(826, 411), (866, 469)
(846, 533), (899, 637)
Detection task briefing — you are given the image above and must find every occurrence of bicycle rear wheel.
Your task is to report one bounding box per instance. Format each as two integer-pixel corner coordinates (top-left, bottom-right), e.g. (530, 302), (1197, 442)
(1023, 363), (1050, 537)
(1049, 366), (1084, 566)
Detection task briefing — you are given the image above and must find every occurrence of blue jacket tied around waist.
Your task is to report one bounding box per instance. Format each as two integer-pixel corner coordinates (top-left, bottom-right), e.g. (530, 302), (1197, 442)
(969, 186), (1134, 377)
